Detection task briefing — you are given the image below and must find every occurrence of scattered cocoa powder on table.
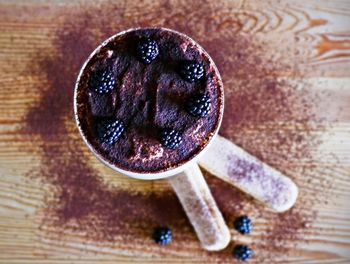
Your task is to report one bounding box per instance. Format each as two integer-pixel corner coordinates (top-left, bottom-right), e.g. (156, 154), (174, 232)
(21, 1), (329, 262)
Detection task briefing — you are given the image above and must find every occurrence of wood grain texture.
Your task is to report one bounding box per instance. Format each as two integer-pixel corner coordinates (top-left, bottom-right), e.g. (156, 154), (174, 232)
(0, 0), (349, 263)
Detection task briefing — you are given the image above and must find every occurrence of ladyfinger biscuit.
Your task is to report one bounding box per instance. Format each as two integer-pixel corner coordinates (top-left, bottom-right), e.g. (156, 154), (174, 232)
(169, 164), (231, 250)
(199, 135), (298, 212)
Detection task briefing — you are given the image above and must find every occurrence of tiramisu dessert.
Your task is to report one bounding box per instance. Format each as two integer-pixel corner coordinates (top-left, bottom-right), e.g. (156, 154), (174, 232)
(75, 28), (224, 173)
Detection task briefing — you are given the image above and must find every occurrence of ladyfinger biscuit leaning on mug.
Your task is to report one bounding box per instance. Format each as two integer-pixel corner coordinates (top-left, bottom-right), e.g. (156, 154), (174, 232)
(169, 164), (230, 251)
(199, 135), (298, 212)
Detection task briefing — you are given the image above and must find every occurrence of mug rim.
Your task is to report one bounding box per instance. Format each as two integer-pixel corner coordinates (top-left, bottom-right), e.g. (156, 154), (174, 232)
(74, 27), (224, 180)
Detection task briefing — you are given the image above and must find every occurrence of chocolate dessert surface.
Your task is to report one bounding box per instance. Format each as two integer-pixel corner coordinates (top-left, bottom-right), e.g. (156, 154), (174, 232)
(75, 28), (224, 173)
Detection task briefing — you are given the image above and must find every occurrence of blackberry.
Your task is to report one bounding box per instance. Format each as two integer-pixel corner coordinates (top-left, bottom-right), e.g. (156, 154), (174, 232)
(234, 215), (252, 234)
(90, 67), (115, 94)
(186, 92), (211, 117)
(179, 60), (204, 82)
(153, 227), (172, 245)
(97, 119), (125, 145)
(160, 128), (182, 149)
(136, 38), (159, 64)
(233, 245), (253, 261)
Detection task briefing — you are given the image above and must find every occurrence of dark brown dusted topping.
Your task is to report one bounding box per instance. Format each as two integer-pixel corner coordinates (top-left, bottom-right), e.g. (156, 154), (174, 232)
(76, 28), (223, 173)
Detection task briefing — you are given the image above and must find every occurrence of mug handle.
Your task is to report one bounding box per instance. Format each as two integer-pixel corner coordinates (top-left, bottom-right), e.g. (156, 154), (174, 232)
(168, 163), (231, 251)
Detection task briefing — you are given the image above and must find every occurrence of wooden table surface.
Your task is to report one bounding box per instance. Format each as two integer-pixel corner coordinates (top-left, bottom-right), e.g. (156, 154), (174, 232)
(0, 0), (350, 263)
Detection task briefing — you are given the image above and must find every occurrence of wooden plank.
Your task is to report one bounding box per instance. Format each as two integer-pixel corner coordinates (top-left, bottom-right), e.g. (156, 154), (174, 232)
(0, 0), (349, 263)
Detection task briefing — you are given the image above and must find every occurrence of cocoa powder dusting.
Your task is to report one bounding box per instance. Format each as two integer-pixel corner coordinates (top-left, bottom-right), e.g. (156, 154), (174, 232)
(23, 10), (191, 243)
(22, 1), (329, 262)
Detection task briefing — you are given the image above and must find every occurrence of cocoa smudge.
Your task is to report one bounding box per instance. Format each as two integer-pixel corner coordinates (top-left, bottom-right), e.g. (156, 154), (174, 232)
(21, 1), (327, 261)
(203, 34), (318, 165)
(23, 9), (191, 243)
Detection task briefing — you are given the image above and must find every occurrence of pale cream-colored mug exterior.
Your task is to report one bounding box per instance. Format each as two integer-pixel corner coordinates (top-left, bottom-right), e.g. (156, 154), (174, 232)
(73, 27), (224, 180)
